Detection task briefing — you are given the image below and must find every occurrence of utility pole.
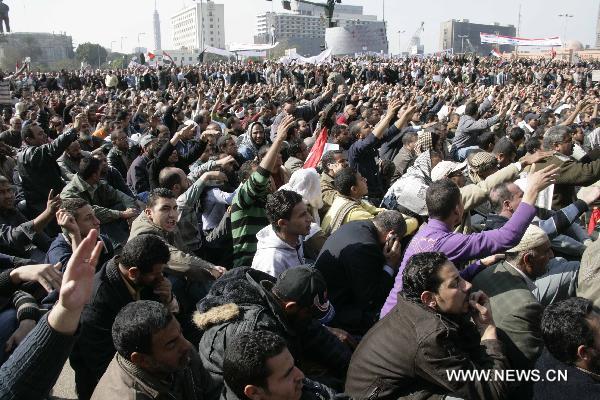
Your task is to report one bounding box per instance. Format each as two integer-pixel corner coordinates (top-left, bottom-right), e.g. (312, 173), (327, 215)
(458, 34), (468, 54)
(120, 36), (127, 51)
(558, 13), (574, 49)
(516, 4), (521, 56)
(398, 30), (405, 56)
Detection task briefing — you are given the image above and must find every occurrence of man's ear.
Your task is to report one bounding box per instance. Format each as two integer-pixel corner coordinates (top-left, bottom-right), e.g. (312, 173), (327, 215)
(244, 385), (264, 400)
(420, 291), (437, 309)
(276, 218), (287, 231)
(127, 266), (140, 281)
(283, 301), (299, 313)
(131, 351), (152, 370)
(144, 208), (152, 218)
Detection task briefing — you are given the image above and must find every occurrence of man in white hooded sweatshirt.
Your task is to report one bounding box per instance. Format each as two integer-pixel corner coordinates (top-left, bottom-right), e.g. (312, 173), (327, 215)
(251, 189), (312, 277)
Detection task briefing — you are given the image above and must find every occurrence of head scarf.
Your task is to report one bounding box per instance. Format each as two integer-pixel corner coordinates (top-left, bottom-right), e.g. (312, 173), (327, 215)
(507, 225), (548, 253)
(385, 150), (435, 216)
(467, 151), (498, 184)
(280, 168), (323, 225)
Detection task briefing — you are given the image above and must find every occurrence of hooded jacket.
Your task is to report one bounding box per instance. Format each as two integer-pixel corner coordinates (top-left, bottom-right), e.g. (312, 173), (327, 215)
(193, 267), (352, 400)
(251, 225), (305, 278)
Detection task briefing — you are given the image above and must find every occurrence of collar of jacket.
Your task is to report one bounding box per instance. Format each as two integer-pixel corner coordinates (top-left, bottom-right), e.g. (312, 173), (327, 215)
(399, 294), (471, 335)
(72, 173), (97, 195)
(116, 353), (192, 399)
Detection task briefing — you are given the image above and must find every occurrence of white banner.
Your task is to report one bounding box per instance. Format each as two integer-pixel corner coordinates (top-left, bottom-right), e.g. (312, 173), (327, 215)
(279, 48), (332, 65)
(480, 33), (562, 47)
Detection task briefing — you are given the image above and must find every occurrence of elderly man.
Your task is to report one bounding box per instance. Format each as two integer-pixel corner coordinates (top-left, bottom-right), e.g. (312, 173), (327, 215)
(472, 225), (551, 374)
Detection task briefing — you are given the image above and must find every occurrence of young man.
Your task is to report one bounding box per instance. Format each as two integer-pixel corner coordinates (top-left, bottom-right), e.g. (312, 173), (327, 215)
(91, 300), (219, 400)
(224, 330), (338, 400)
(251, 190), (312, 278)
(70, 234), (177, 400)
(345, 252), (510, 400)
(319, 150), (348, 218)
(107, 128), (131, 179)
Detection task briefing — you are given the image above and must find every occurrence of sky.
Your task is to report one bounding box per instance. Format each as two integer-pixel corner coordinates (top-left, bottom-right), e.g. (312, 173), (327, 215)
(7, 0), (598, 54)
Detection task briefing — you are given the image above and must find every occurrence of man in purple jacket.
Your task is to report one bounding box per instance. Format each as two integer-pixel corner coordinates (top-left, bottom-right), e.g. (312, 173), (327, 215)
(380, 164), (559, 317)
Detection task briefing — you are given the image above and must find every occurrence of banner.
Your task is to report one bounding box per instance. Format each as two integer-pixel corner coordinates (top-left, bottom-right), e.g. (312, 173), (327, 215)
(279, 48), (332, 65)
(480, 33), (562, 47)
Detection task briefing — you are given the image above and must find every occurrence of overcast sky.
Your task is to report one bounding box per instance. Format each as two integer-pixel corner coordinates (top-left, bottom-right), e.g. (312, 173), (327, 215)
(8, 0), (598, 54)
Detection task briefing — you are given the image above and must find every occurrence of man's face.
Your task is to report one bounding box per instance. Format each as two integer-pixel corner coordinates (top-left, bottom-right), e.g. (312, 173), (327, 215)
(10, 118), (21, 132)
(284, 101), (296, 115)
(92, 154), (108, 176)
(251, 124), (266, 146)
(27, 125), (47, 146)
(346, 105), (357, 118)
(334, 127), (351, 148)
(146, 197), (179, 232)
(73, 204), (100, 237)
(357, 121), (372, 140)
(0, 182), (15, 209)
(282, 202), (312, 237)
(583, 312), (600, 375)
(144, 318), (194, 375)
(223, 138), (238, 156)
(328, 153), (348, 176)
(429, 262), (473, 315)
(354, 172), (368, 198)
(259, 348), (304, 400)
(555, 133), (574, 156)
(297, 120), (310, 138)
(296, 142), (309, 162)
(134, 263), (166, 288)
(114, 131), (129, 151)
(525, 240), (553, 279)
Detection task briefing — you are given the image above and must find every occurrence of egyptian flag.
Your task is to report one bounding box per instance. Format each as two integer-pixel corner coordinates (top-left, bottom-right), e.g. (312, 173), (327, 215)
(550, 47), (557, 59)
(490, 49), (501, 58)
(147, 52), (156, 61)
(162, 51), (175, 64)
(303, 127), (328, 169)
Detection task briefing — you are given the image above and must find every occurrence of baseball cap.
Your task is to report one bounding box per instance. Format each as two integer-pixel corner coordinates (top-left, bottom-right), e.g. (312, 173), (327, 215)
(139, 134), (157, 148)
(524, 113), (540, 123)
(431, 160), (467, 182)
(272, 265), (334, 323)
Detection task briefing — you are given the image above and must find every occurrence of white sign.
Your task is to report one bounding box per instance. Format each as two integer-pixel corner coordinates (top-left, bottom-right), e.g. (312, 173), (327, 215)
(480, 33), (562, 47)
(592, 70), (600, 82)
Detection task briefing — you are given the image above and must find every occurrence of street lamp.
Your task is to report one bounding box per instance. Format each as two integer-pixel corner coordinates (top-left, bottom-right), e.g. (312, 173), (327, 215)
(398, 30), (405, 56)
(557, 13), (574, 48)
(120, 36), (127, 51)
(458, 34), (468, 54)
(110, 41), (117, 52)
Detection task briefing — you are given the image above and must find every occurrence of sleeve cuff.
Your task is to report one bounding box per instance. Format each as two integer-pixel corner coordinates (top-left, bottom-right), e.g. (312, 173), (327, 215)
(383, 265), (395, 277)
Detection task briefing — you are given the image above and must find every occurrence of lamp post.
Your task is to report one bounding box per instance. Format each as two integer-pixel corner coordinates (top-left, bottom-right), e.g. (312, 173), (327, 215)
(557, 13), (574, 49)
(110, 41), (117, 52)
(120, 36), (127, 51)
(458, 34), (468, 54)
(398, 30), (405, 56)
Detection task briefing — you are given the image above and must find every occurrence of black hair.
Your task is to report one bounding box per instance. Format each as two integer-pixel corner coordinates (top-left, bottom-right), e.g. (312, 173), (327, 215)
(158, 168), (183, 190)
(493, 137), (517, 157)
(489, 182), (513, 213)
(509, 127), (526, 143)
(223, 330), (288, 400)
(403, 252), (449, 302)
(402, 131), (418, 145)
(477, 131), (496, 150)
(334, 167), (358, 197)
(288, 139), (305, 158)
(525, 137), (542, 154)
(60, 197), (90, 216)
(320, 150), (344, 173)
(541, 297), (595, 365)
(464, 101), (478, 117)
(238, 160), (259, 183)
(79, 156), (102, 180)
(265, 190), (303, 231)
(226, 116), (239, 129)
(331, 124), (347, 137)
(147, 187), (176, 209)
(112, 300), (173, 360)
(20, 124), (36, 142)
(426, 179), (461, 220)
(348, 120), (363, 138)
(116, 110), (129, 122)
(119, 234), (170, 273)
(373, 210), (407, 237)
(217, 134), (234, 151)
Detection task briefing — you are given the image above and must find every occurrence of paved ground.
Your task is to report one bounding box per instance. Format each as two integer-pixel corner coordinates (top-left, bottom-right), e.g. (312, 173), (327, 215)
(49, 360), (77, 400)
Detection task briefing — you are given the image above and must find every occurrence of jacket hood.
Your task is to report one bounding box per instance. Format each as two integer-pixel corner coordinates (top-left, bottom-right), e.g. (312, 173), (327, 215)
(255, 225), (299, 251)
(193, 267), (278, 330)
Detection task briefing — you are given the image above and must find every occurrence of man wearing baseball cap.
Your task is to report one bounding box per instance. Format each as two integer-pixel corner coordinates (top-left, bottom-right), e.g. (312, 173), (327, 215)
(194, 266), (351, 396)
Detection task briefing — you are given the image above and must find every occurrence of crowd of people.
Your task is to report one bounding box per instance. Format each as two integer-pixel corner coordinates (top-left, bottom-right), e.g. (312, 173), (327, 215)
(0, 52), (599, 400)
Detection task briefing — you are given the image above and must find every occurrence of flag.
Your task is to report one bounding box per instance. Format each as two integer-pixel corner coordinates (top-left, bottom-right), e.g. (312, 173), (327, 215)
(589, 207), (600, 235)
(489, 49), (501, 58)
(147, 52), (156, 60)
(550, 47), (556, 59)
(162, 51), (175, 64)
(303, 127), (328, 169)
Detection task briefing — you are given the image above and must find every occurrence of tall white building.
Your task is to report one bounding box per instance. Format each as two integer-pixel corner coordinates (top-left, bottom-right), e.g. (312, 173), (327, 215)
(171, 0), (225, 50)
(153, 1), (162, 51)
(254, 0), (385, 56)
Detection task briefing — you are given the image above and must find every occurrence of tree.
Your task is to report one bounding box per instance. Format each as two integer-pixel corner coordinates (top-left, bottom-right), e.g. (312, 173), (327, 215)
(75, 42), (108, 68)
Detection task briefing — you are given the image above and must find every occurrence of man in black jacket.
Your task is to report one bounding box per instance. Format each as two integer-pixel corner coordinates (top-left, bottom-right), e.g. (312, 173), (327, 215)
(69, 234), (178, 400)
(16, 115), (81, 218)
(314, 211), (405, 335)
(193, 266), (352, 396)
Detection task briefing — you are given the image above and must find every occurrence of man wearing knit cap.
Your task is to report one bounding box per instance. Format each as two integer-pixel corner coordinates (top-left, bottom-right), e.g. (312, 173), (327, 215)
(472, 225), (552, 378)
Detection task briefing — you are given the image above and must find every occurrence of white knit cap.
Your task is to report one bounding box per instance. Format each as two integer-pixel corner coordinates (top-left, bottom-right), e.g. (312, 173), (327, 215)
(507, 225), (549, 253)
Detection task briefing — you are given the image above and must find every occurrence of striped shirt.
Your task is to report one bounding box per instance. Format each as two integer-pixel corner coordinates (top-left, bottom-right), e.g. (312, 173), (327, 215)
(231, 166), (271, 268)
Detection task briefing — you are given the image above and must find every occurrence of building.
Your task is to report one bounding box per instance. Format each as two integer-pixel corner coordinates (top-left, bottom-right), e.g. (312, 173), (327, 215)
(171, 0), (225, 50)
(254, 0), (385, 56)
(596, 1), (600, 48)
(439, 19), (516, 55)
(325, 22), (388, 56)
(0, 32), (74, 68)
(153, 1), (162, 51)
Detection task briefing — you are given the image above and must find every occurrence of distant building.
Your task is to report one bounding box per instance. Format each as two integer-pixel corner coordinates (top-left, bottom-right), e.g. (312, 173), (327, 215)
(439, 19), (516, 55)
(133, 47), (148, 55)
(0, 32), (74, 67)
(325, 22), (388, 56)
(254, 0), (386, 56)
(171, 0), (225, 50)
(596, 1), (600, 48)
(153, 2), (162, 51)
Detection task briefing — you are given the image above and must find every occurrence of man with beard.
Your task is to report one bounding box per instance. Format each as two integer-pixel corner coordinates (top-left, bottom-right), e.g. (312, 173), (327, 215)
(239, 121), (267, 162)
(107, 128), (131, 179)
(57, 140), (86, 181)
(345, 252), (510, 400)
(533, 297), (600, 399)
(91, 300), (219, 400)
(77, 117), (104, 152)
(70, 234), (178, 400)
